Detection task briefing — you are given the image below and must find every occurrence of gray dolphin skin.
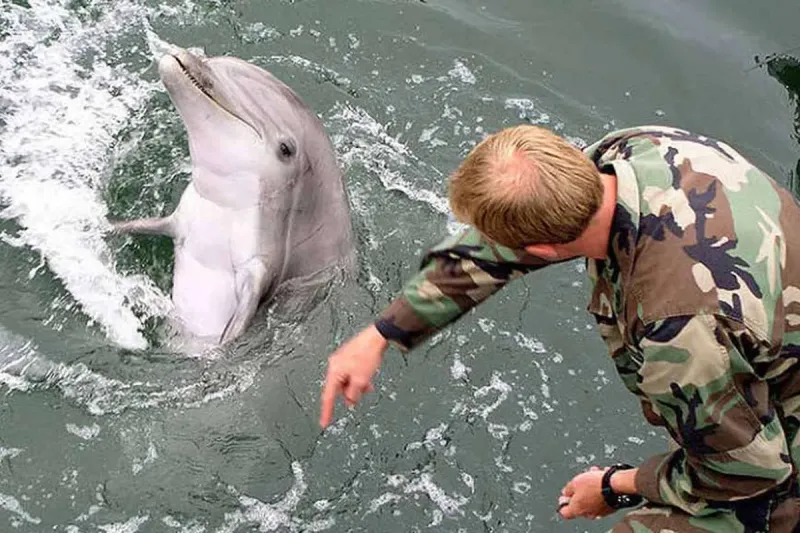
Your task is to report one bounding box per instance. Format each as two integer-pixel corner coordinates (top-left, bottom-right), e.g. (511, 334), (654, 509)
(112, 47), (355, 346)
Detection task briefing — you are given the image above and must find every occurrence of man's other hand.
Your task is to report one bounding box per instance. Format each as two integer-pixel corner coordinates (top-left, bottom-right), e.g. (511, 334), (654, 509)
(319, 325), (389, 429)
(558, 467), (616, 520)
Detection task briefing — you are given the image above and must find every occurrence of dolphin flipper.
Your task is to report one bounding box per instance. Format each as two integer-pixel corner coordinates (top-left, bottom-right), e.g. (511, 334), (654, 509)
(110, 216), (176, 237)
(219, 260), (271, 344)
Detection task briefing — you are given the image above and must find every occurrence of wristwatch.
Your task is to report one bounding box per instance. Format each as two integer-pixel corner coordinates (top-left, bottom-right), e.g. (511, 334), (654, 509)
(601, 464), (644, 509)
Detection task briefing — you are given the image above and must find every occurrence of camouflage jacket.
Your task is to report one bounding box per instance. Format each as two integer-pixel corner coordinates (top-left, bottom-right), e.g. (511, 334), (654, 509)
(375, 126), (800, 521)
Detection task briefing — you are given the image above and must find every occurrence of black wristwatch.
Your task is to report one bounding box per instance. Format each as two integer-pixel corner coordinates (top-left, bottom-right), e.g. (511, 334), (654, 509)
(601, 464), (644, 509)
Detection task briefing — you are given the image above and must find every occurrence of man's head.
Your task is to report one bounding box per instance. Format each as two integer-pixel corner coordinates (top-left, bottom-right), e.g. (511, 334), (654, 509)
(448, 125), (604, 251)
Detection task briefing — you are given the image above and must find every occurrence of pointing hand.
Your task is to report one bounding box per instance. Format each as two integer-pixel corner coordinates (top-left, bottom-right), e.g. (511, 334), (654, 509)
(319, 325), (389, 428)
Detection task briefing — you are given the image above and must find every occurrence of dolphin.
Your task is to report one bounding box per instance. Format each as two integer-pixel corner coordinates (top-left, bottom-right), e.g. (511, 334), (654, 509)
(112, 46), (355, 346)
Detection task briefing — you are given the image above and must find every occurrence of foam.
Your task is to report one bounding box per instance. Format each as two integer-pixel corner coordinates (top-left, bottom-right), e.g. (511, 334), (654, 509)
(450, 353), (471, 380)
(364, 492), (402, 516)
(0, 447), (23, 461)
(402, 472), (469, 517)
(97, 515), (150, 533)
(473, 371), (512, 420)
(267, 54), (355, 95)
(327, 103), (450, 215)
(448, 59), (477, 85)
(504, 98), (551, 125)
(405, 422), (449, 451)
(214, 462), (334, 533)
(475, 317), (554, 407)
(0, 322), (254, 415)
(54, 464), (333, 533)
(131, 442), (158, 475)
(65, 423), (102, 441)
(0, 492), (41, 526)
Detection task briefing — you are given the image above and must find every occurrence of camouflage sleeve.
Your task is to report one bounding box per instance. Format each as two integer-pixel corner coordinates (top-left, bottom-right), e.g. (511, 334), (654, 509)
(633, 313), (794, 514)
(374, 226), (561, 351)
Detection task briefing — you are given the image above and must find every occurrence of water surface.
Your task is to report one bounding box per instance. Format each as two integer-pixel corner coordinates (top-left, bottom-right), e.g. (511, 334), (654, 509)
(1, 0), (799, 531)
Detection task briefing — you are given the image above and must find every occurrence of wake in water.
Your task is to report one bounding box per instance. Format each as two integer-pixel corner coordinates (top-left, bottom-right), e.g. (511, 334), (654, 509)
(0, 1), (263, 415)
(0, 0), (173, 351)
(0, 321), (260, 416)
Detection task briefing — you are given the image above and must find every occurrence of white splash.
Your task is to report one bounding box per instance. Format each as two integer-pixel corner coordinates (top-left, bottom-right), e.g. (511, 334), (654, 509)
(407, 422), (450, 451)
(461, 472), (475, 493)
(474, 372), (512, 420)
(364, 493), (402, 516)
(268, 54), (354, 93)
(0, 323), (253, 415)
(97, 515), (149, 533)
(0, 493), (41, 525)
(0, 0), (174, 350)
(448, 59), (476, 85)
(66, 423), (102, 441)
(215, 462), (334, 532)
(0, 447), (23, 461)
(327, 103), (449, 215)
(403, 472), (468, 517)
(487, 423), (510, 440)
(132, 442), (158, 475)
(450, 353), (470, 380)
(513, 482), (531, 494)
(242, 22), (282, 43)
(504, 98), (550, 124)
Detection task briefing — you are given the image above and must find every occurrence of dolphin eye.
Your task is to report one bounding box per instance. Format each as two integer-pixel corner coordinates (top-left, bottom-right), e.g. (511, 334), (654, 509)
(279, 141), (294, 159)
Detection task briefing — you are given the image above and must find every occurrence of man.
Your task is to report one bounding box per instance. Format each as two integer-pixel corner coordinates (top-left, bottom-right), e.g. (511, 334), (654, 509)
(319, 124), (800, 532)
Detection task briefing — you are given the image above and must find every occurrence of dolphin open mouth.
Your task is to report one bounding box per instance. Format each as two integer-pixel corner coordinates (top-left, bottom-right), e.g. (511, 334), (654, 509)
(172, 55), (213, 101)
(162, 52), (263, 140)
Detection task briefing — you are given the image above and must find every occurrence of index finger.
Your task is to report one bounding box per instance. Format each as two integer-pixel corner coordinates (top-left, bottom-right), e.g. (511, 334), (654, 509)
(319, 371), (343, 429)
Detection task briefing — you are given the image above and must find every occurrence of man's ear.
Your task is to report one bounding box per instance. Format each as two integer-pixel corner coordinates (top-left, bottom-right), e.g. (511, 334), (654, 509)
(523, 243), (561, 260)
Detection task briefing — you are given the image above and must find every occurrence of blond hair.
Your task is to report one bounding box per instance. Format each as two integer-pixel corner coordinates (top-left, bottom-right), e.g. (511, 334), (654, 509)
(448, 124), (603, 248)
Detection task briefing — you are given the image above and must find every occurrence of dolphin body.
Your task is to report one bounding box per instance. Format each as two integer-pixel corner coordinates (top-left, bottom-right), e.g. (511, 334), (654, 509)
(113, 47), (355, 346)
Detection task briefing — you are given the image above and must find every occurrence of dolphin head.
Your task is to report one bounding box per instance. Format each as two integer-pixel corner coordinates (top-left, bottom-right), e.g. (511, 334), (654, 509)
(157, 48), (322, 207)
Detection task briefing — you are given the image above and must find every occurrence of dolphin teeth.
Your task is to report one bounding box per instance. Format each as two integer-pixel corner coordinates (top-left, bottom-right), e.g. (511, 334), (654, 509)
(174, 56), (211, 98)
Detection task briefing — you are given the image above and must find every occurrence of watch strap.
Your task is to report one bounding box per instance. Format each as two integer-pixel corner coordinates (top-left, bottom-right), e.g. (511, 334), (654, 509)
(601, 464), (644, 509)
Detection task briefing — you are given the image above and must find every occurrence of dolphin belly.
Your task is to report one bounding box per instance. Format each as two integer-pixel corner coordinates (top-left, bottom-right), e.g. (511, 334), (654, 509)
(170, 183), (260, 339)
(172, 252), (237, 338)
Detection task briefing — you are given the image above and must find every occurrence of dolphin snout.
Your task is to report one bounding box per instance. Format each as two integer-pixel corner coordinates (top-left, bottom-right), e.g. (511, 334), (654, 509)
(158, 48), (214, 96)
(173, 49), (205, 73)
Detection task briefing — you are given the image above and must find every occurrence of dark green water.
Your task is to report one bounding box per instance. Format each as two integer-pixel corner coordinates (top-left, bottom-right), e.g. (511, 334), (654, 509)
(1, 0), (799, 531)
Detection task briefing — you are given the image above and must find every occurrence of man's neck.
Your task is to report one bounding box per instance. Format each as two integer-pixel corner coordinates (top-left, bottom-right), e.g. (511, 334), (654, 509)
(573, 172), (618, 260)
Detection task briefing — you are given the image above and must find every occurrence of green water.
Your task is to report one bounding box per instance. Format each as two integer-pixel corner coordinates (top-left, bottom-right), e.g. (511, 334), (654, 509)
(1, 0), (799, 531)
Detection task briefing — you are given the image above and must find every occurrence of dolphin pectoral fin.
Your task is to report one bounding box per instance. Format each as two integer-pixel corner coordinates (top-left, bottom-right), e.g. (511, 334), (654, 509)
(110, 216), (176, 238)
(219, 260), (271, 344)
